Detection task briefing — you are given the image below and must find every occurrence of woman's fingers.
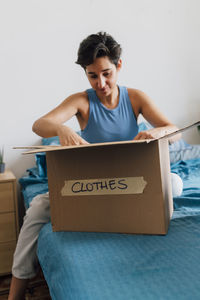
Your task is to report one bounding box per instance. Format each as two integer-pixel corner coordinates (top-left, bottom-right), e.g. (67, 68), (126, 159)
(57, 125), (89, 146)
(60, 134), (89, 146)
(79, 138), (90, 145)
(134, 131), (154, 140)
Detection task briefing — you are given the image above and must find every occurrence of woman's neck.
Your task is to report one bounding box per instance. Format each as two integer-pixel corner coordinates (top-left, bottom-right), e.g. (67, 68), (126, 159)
(97, 85), (119, 109)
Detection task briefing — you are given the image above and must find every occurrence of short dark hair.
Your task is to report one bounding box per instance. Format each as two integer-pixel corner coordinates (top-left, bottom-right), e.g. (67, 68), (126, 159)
(76, 32), (122, 69)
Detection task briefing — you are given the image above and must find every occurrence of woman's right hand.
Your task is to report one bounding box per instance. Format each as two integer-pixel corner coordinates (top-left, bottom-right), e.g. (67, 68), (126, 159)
(57, 125), (89, 146)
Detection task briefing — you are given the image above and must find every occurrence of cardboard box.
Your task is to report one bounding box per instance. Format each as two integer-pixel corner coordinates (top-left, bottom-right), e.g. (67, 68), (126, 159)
(20, 121), (200, 235)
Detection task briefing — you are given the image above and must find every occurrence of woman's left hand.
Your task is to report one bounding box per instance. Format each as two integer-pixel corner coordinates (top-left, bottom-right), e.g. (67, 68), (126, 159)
(133, 128), (168, 140)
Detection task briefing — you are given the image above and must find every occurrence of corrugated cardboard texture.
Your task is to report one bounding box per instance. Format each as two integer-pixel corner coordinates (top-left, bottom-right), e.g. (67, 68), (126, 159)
(46, 141), (171, 234)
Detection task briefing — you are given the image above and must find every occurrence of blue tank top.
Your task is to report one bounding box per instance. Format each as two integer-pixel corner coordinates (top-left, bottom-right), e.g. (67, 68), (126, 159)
(81, 86), (138, 143)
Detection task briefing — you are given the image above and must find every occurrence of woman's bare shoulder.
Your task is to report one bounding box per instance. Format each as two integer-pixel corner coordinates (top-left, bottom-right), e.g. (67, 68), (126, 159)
(65, 91), (88, 102)
(127, 87), (154, 107)
(60, 91), (89, 111)
(64, 91), (89, 117)
(126, 88), (149, 117)
(127, 88), (147, 99)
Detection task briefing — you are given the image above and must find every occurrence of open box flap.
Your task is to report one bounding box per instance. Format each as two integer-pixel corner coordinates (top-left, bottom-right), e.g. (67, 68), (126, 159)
(157, 120), (200, 141)
(14, 138), (152, 155)
(14, 120), (200, 155)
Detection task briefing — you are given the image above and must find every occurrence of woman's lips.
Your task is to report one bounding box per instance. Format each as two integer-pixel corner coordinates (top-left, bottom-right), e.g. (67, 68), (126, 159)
(100, 87), (108, 93)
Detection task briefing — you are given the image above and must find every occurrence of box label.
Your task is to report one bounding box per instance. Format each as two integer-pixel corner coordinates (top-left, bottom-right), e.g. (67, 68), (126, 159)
(61, 177), (147, 196)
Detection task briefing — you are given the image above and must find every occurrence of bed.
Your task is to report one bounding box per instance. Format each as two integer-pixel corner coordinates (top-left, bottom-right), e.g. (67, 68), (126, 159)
(19, 129), (200, 300)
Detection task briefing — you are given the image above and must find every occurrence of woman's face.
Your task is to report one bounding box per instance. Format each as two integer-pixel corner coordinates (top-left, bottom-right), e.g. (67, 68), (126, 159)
(85, 56), (122, 97)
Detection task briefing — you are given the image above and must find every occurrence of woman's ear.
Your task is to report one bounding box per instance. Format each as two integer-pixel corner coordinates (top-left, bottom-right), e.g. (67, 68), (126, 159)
(117, 59), (122, 71)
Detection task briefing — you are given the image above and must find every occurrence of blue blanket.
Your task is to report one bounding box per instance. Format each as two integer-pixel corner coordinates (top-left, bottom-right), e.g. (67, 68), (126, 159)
(20, 158), (200, 300)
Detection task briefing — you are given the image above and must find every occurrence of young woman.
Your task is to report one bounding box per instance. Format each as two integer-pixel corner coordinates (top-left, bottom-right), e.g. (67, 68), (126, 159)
(9, 32), (182, 300)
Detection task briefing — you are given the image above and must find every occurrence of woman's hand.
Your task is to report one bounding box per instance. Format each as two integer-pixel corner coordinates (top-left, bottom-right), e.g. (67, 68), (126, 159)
(134, 127), (169, 141)
(57, 125), (89, 146)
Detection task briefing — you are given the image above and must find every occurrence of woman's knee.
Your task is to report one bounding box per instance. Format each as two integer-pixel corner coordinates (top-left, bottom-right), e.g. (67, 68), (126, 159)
(24, 193), (50, 222)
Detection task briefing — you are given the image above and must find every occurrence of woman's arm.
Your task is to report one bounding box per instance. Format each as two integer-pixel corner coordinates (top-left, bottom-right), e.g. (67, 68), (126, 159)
(128, 89), (181, 143)
(32, 92), (89, 146)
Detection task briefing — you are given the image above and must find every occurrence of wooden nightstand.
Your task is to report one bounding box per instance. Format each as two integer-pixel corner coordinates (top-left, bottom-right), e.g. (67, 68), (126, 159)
(0, 170), (19, 275)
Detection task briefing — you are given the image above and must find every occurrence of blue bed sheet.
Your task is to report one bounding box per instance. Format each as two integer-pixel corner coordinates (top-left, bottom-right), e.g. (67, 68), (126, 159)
(20, 158), (200, 300)
(19, 167), (48, 209)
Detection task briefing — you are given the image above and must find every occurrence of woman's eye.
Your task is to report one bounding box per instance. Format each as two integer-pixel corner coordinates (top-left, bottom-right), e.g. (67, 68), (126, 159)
(90, 72), (110, 79)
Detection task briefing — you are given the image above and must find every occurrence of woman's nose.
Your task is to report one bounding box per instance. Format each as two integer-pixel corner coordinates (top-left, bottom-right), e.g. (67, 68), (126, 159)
(97, 76), (105, 89)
